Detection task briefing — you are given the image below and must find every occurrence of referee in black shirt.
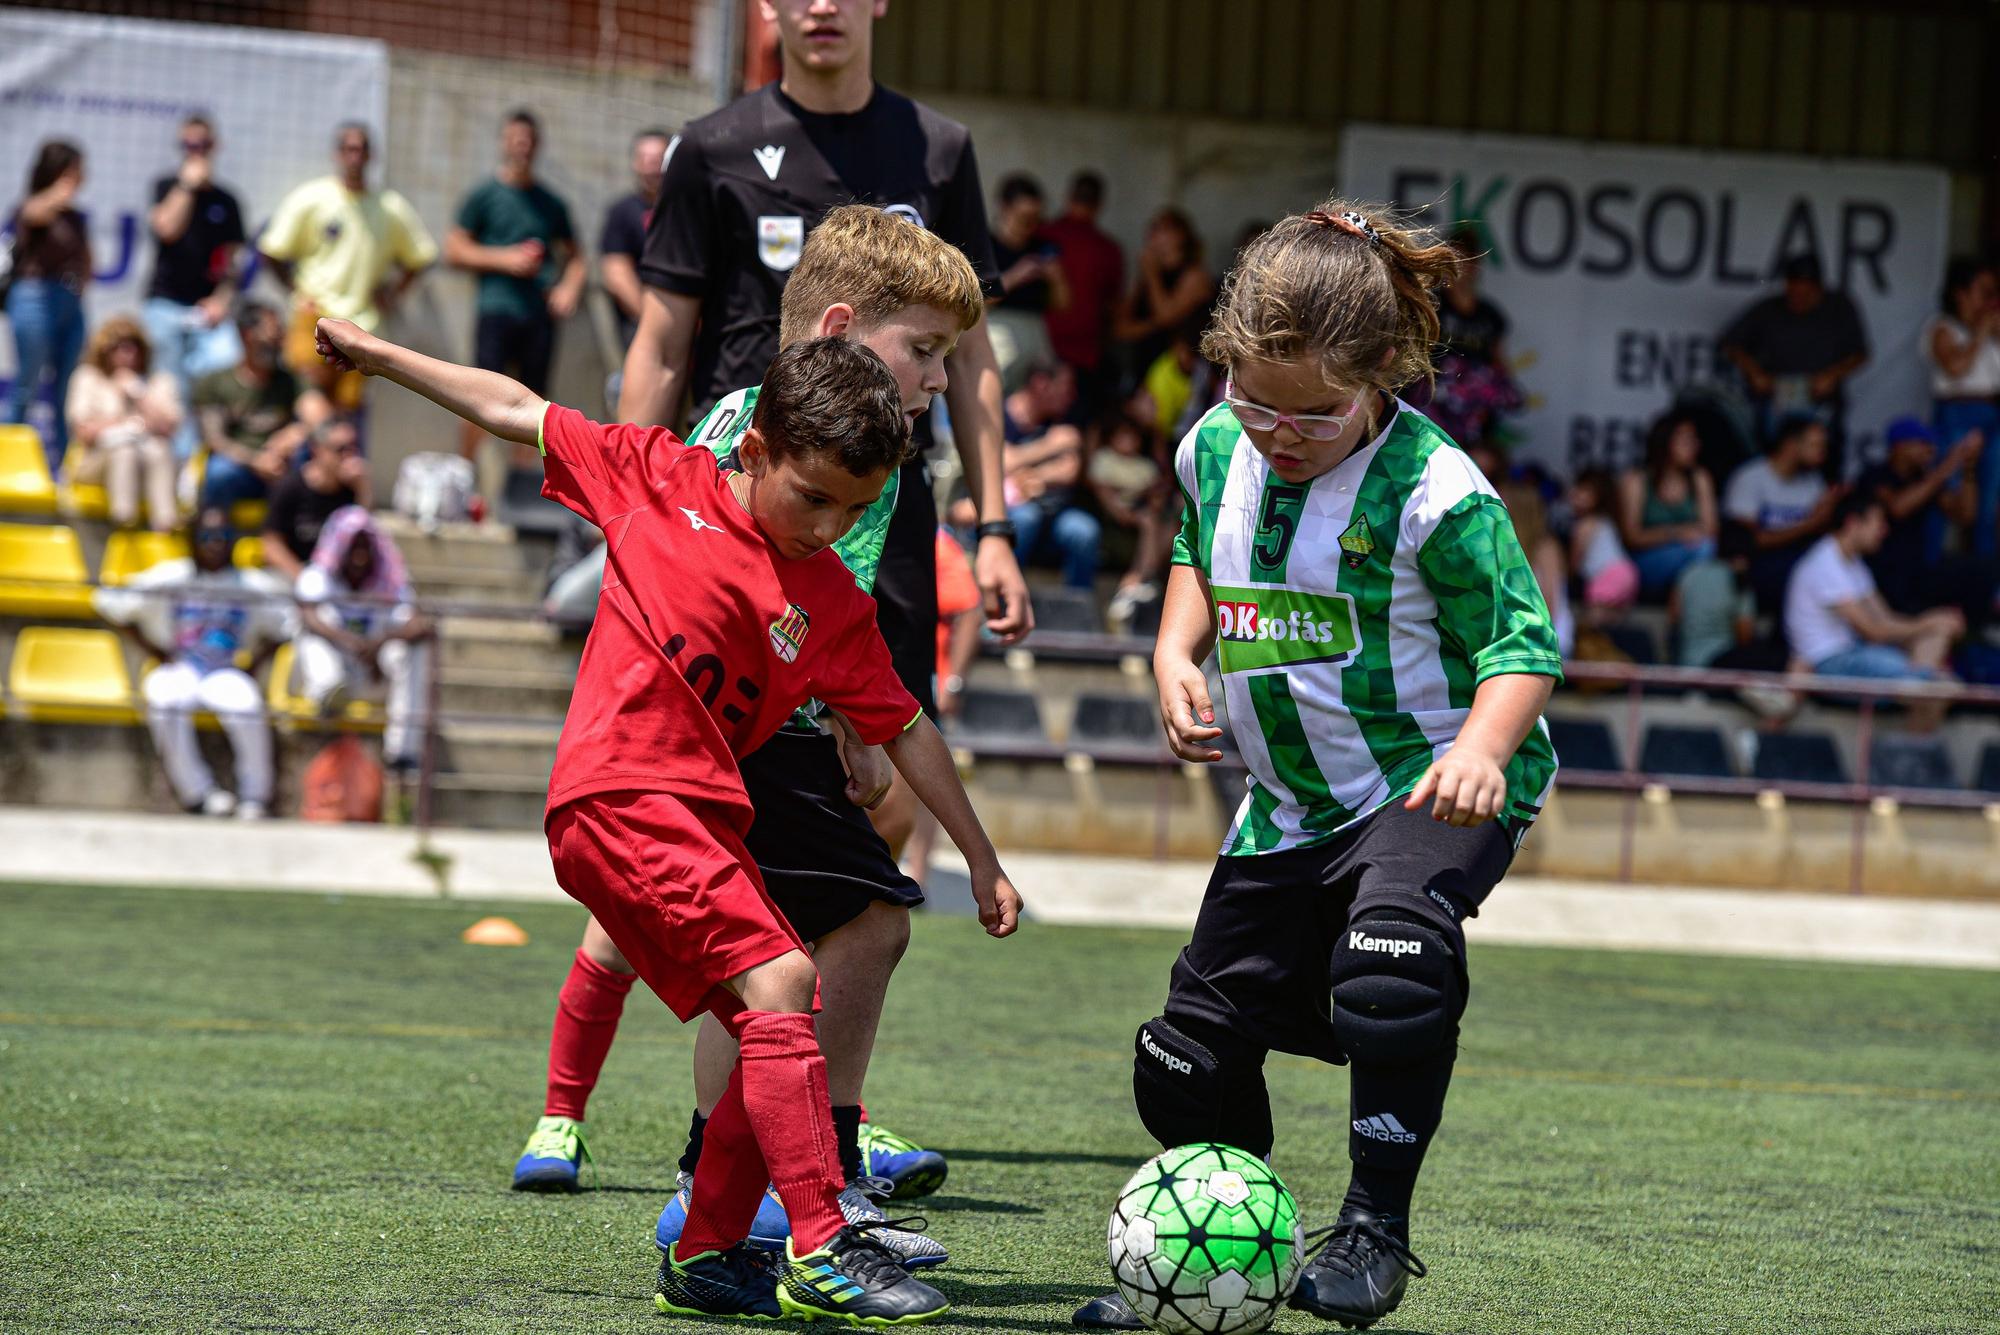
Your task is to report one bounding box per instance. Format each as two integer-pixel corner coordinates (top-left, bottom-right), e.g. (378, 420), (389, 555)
(619, 0), (1034, 789)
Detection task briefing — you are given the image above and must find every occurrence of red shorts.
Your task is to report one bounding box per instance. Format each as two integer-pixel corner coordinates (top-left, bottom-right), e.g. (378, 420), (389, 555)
(547, 790), (811, 1022)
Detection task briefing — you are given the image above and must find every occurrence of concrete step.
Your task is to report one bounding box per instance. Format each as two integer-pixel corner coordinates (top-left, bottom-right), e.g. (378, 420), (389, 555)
(438, 615), (581, 675)
(375, 514), (543, 575)
(407, 567), (548, 608)
(438, 720), (558, 780)
(438, 665), (575, 719)
(427, 772), (549, 830)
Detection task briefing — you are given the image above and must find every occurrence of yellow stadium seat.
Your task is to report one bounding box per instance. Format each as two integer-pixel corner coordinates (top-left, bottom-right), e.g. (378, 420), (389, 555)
(233, 535), (266, 569)
(8, 626), (137, 723)
(230, 500), (268, 533)
(0, 523), (95, 619)
(56, 440), (112, 522)
(100, 530), (191, 587)
(0, 425), (58, 517)
(265, 641), (383, 729)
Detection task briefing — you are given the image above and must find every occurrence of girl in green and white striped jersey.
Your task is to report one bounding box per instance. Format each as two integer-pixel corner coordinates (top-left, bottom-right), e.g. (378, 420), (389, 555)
(1078, 202), (1562, 1333)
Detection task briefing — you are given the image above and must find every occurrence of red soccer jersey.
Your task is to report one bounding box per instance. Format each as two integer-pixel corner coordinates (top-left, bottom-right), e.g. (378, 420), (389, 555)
(537, 403), (921, 828)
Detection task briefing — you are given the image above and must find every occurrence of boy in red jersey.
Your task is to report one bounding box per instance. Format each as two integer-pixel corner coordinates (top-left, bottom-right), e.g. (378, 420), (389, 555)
(315, 317), (1020, 1326)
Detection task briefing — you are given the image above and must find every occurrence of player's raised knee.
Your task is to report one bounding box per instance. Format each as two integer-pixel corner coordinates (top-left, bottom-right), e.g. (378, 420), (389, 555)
(735, 948), (820, 1014)
(1328, 911), (1463, 1064)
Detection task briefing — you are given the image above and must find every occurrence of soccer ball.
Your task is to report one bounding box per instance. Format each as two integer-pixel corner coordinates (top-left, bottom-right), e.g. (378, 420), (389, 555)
(1107, 1143), (1303, 1335)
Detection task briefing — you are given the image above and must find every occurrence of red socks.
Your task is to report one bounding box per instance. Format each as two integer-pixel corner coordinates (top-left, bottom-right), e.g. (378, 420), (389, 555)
(543, 949), (636, 1121)
(679, 1009), (848, 1258)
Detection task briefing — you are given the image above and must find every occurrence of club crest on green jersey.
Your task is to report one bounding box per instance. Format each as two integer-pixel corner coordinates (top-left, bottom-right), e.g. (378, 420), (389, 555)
(1211, 584), (1362, 674)
(770, 603), (810, 663)
(1338, 513), (1377, 569)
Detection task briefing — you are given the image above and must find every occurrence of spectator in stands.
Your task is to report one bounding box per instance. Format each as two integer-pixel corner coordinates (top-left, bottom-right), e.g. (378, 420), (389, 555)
(292, 506), (434, 773)
(1115, 208), (1214, 390)
(1672, 557), (1759, 670)
(598, 127), (673, 364)
(4, 140), (90, 472)
(1040, 171), (1124, 417)
(1500, 480), (1572, 657)
(1004, 360), (1100, 590)
(261, 416), (367, 580)
(991, 173), (1063, 314)
(1724, 413), (1839, 611)
(94, 506), (289, 819)
(1785, 489), (1962, 730)
(194, 303), (327, 509)
(1423, 227), (1523, 453)
(1721, 253), (1869, 461)
(1088, 403), (1172, 623)
(1858, 417), (1989, 620)
(1618, 410), (1718, 598)
(144, 114), (247, 458)
(446, 109), (585, 471)
(1924, 258), (2000, 557)
(1567, 469), (1639, 622)
(258, 123), (437, 418)
(65, 316), (181, 532)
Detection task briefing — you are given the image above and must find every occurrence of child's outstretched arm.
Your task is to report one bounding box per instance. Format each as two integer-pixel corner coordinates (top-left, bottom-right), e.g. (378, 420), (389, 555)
(882, 716), (1022, 938)
(316, 318), (545, 446)
(1405, 672), (1555, 827)
(1153, 563), (1225, 763)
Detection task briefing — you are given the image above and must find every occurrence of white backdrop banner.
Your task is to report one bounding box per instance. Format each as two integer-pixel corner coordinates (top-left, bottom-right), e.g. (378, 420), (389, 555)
(1340, 125), (1949, 475)
(0, 9), (388, 369)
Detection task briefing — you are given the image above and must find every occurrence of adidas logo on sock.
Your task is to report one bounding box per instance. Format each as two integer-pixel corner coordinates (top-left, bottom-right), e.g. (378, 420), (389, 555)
(1353, 1112), (1418, 1144)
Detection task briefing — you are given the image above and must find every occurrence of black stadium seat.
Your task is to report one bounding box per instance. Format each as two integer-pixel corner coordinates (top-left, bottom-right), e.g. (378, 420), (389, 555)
(1976, 743), (2000, 795)
(1637, 724), (1733, 779)
(1751, 731), (1848, 785)
(947, 687), (1045, 745)
(1602, 621), (1658, 665)
(1867, 735), (1957, 791)
(1546, 716), (1620, 773)
(1029, 585), (1103, 636)
(1069, 693), (1161, 748)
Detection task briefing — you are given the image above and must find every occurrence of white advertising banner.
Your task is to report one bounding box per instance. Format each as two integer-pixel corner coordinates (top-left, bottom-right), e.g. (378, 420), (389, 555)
(1340, 125), (1950, 475)
(0, 9), (388, 367)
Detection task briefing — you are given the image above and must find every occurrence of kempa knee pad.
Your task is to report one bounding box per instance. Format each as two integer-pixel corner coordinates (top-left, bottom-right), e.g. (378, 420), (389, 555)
(1328, 913), (1462, 1064)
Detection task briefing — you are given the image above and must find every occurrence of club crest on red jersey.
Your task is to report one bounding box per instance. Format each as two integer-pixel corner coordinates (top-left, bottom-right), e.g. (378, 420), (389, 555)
(769, 603), (811, 663)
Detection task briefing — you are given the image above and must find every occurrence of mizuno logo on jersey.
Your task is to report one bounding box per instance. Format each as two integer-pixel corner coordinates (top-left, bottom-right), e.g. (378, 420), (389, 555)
(679, 507), (718, 532)
(1211, 585), (1361, 675)
(769, 603), (811, 664)
(753, 143), (785, 179)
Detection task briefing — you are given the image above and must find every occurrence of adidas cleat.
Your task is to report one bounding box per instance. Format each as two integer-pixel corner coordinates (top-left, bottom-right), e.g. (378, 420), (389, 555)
(655, 1241), (782, 1320)
(857, 1122), (949, 1200)
(1288, 1207), (1427, 1329)
(657, 1170), (793, 1253)
(776, 1222), (950, 1326)
(510, 1115), (589, 1192)
(1071, 1291), (1144, 1329)
(839, 1179), (948, 1269)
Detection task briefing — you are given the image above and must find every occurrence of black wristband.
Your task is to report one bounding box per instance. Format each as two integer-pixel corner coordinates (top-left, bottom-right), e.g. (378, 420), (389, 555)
(975, 520), (1017, 543)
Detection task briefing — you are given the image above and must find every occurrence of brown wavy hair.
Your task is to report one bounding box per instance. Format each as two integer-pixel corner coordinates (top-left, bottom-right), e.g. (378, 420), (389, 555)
(83, 315), (152, 376)
(1200, 196), (1461, 396)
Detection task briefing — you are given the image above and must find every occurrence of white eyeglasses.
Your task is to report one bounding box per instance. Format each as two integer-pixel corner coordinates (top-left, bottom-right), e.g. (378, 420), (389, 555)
(1222, 379), (1362, 440)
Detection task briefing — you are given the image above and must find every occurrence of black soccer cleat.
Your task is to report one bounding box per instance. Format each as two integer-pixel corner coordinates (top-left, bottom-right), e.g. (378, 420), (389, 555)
(655, 1241), (782, 1320)
(1288, 1207), (1428, 1329)
(1072, 1291), (1145, 1329)
(777, 1221), (951, 1325)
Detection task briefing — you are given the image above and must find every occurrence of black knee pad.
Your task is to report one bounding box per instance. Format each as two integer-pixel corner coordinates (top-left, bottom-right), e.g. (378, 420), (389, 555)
(1131, 1015), (1274, 1156)
(1328, 911), (1463, 1065)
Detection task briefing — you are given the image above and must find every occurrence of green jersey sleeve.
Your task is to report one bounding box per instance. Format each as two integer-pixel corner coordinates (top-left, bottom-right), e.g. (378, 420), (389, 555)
(1416, 493), (1565, 687)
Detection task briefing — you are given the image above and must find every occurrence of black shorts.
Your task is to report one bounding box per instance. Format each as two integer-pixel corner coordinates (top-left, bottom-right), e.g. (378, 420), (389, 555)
(872, 454), (939, 719)
(739, 727), (924, 944)
(1163, 802), (1518, 1064)
(474, 311), (556, 395)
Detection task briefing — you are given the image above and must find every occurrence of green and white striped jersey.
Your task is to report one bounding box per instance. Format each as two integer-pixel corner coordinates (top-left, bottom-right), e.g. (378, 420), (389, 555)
(1173, 399), (1561, 857)
(689, 385), (901, 730)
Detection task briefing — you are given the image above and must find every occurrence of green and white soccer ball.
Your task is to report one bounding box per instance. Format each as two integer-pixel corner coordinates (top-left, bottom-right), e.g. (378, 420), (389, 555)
(1107, 1143), (1303, 1335)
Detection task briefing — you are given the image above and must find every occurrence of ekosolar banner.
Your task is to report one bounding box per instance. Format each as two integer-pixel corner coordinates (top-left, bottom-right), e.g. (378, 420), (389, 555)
(0, 9), (388, 367)
(1341, 125), (1949, 476)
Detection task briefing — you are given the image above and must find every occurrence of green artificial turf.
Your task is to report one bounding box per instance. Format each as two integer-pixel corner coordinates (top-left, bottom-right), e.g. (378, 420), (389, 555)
(1, 881), (1995, 1334)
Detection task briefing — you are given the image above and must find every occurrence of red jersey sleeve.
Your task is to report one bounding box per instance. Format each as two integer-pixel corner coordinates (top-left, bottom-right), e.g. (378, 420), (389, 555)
(538, 402), (695, 525)
(815, 588), (924, 746)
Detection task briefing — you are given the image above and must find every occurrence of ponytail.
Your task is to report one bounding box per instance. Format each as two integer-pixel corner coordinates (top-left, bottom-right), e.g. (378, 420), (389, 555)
(1201, 196), (1460, 396)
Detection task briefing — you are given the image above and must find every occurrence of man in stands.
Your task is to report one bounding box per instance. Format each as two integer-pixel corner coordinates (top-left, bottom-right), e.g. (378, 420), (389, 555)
(1723, 414), (1839, 612)
(1040, 170), (1124, 418)
(1856, 417), (1991, 622)
(194, 303), (327, 509)
(1004, 360), (1099, 591)
(598, 127), (673, 364)
(144, 113), (248, 457)
(261, 417), (366, 582)
(1721, 253), (1869, 465)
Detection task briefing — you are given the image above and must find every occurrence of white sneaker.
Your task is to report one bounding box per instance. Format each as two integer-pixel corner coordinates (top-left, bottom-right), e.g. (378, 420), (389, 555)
(201, 790), (238, 817)
(236, 800), (268, 821)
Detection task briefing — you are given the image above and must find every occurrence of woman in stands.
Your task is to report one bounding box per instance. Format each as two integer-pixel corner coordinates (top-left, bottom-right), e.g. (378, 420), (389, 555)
(5, 140), (91, 473)
(65, 315), (183, 532)
(1617, 408), (1719, 599)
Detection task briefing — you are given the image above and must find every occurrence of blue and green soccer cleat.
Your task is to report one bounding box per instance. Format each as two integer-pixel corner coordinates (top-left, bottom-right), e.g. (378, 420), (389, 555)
(776, 1223), (950, 1326)
(656, 1241), (782, 1320)
(858, 1123), (949, 1201)
(510, 1115), (590, 1192)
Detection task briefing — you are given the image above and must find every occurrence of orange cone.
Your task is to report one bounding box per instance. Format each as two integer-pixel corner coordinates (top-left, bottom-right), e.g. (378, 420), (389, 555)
(461, 916), (529, 946)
